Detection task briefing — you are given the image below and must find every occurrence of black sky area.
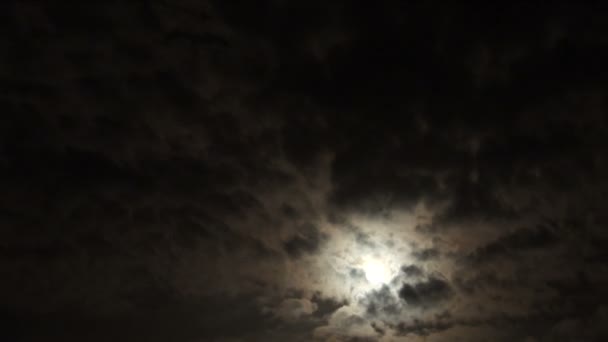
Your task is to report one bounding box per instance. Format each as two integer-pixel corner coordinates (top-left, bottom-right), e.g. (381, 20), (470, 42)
(2, 1), (608, 341)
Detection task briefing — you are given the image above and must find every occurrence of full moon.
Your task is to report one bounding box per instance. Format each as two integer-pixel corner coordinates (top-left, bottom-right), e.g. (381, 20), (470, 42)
(362, 259), (392, 285)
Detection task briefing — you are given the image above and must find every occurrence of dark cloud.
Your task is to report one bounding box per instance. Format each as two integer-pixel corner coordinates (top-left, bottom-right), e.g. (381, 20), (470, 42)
(398, 276), (453, 307)
(412, 248), (441, 261)
(2, 1), (608, 341)
(467, 222), (558, 264)
(311, 293), (346, 320)
(283, 223), (326, 258)
(394, 318), (454, 337)
(7, 294), (277, 342)
(363, 285), (400, 317)
(401, 265), (424, 278)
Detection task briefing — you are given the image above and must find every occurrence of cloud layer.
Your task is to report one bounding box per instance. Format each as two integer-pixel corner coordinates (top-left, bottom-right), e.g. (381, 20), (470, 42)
(1, 1), (608, 341)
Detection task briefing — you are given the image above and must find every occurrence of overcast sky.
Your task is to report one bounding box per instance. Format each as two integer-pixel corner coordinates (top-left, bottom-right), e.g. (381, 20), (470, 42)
(2, 2), (608, 341)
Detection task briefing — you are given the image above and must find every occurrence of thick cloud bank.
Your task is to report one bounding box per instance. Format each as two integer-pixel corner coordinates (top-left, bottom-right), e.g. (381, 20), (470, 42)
(1, 1), (608, 341)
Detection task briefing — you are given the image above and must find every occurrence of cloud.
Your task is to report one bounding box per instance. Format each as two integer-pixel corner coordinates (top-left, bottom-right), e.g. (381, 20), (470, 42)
(283, 223), (327, 258)
(412, 248), (441, 261)
(401, 265), (425, 278)
(467, 223), (558, 264)
(268, 298), (318, 322)
(394, 318), (453, 337)
(313, 305), (378, 341)
(2, 1), (608, 341)
(6, 294), (278, 342)
(362, 286), (400, 317)
(398, 277), (453, 308)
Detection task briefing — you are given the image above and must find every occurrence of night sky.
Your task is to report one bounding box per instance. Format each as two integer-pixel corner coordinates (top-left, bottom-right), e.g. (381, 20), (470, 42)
(2, 2), (608, 341)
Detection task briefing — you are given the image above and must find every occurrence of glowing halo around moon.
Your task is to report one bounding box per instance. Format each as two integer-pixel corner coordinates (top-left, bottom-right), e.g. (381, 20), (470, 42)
(314, 215), (422, 298)
(362, 258), (393, 286)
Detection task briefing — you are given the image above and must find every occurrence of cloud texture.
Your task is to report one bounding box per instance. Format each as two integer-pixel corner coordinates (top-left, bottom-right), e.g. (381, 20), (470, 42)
(1, 1), (608, 341)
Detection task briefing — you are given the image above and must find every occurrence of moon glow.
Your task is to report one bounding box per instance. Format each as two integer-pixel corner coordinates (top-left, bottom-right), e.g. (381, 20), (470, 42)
(362, 258), (392, 285)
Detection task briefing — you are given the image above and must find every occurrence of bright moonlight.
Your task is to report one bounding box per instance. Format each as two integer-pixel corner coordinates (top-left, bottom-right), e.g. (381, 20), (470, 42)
(363, 259), (392, 285)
